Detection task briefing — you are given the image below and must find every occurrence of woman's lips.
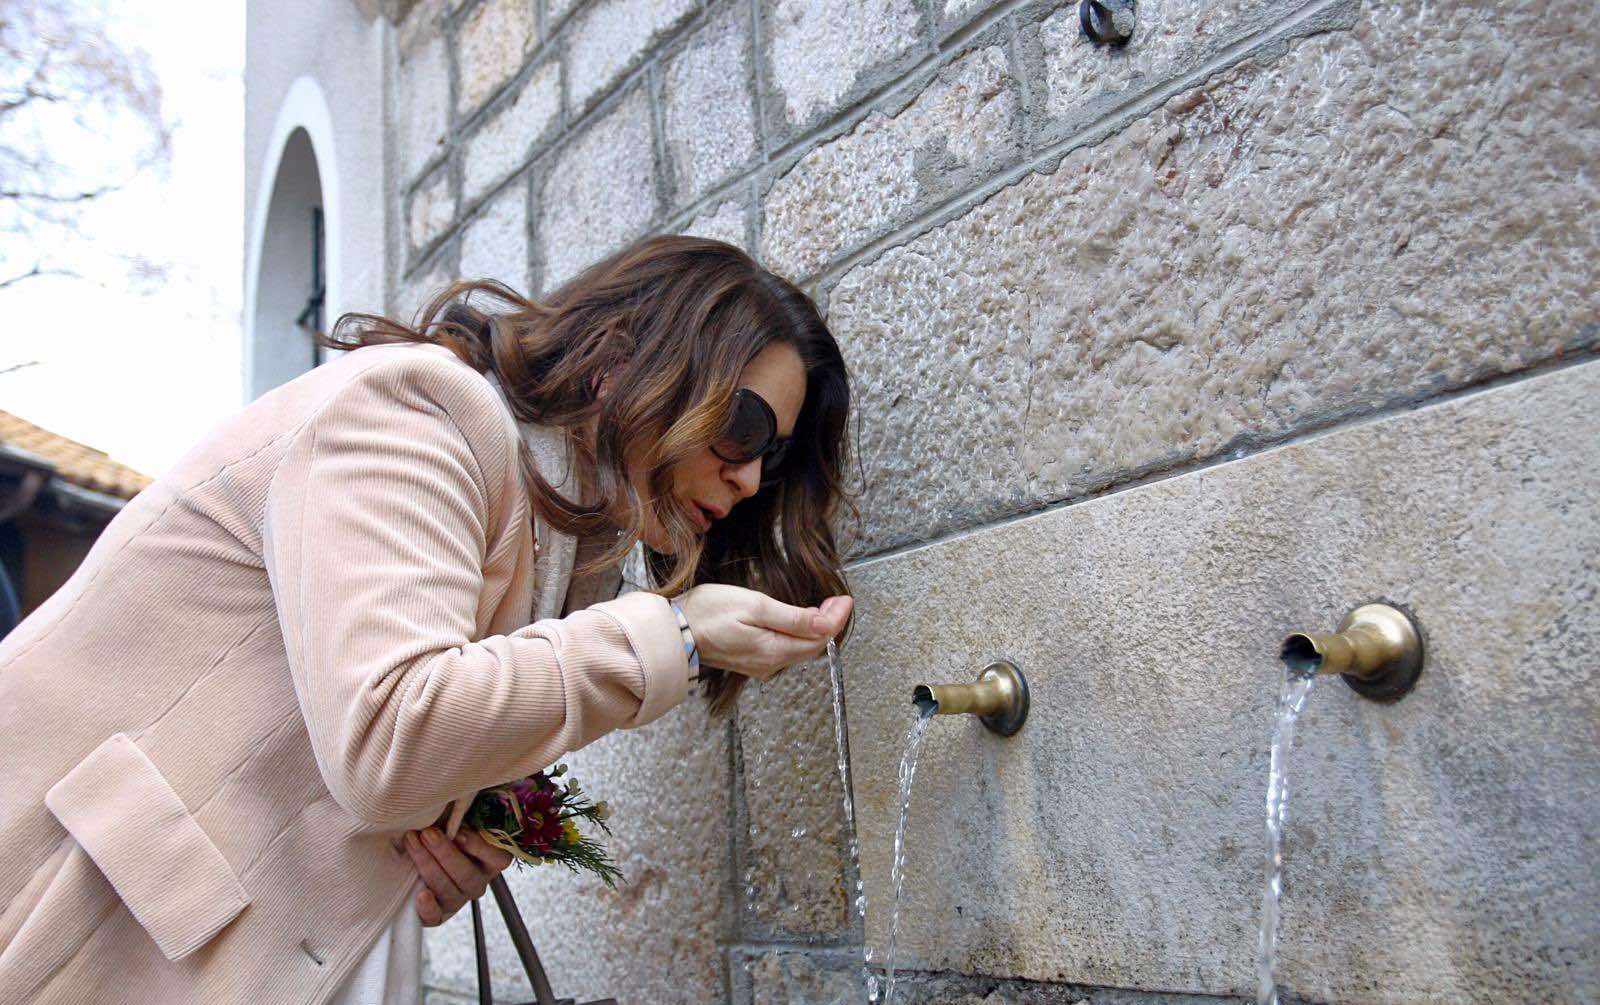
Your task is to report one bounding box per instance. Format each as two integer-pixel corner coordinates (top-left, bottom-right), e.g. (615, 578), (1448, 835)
(691, 502), (712, 532)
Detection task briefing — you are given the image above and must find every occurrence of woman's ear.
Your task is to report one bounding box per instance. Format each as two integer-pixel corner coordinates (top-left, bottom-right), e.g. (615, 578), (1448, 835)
(592, 369), (616, 402)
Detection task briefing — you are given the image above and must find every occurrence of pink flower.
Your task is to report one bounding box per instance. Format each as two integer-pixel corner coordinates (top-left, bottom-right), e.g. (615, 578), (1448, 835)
(512, 785), (565, 852)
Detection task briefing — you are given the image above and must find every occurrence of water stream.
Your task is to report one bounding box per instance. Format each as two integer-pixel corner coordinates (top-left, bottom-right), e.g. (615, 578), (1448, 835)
(877, 702), (937, 1004)
(825, 641), (938, 1005)
(824, 641), (873, 998)
(1255, 665), (1318, 1005)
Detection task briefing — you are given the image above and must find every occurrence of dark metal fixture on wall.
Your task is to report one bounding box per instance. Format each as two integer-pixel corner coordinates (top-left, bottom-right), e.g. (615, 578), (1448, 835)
(1081, 0), (1137, 44)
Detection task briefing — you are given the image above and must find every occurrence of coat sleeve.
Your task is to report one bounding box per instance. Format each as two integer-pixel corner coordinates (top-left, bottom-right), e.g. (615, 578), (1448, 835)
(261, 353), (689, 827)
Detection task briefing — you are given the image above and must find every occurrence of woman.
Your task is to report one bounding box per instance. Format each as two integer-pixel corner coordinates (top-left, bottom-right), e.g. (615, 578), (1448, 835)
(0, 236), (855, 1004)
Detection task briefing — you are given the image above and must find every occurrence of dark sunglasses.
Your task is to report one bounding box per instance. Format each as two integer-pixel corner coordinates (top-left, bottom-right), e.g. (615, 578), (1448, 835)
(711, 388), (791, 484)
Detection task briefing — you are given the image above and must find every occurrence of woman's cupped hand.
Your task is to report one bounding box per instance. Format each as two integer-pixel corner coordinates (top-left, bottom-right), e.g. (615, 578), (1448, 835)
(676, 584), (852, 681)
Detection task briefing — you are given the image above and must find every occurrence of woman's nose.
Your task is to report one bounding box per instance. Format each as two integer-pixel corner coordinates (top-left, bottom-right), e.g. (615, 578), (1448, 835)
(726, 457), (761, 500)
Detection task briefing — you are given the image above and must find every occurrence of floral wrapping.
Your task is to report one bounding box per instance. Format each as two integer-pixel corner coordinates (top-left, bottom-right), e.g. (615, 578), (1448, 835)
(463, 764), (622, 888)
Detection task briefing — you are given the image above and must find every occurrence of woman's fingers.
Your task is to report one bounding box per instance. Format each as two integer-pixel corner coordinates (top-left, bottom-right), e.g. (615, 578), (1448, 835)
(422, 827), (491, 900)
(771, 597), (853, 675)
(405, 829), (470, 921)
(455, 828), (515, 874)
(405, 828), (508, 927)
(740, 630), (829, 681)
(739, 595), (856, 679)
(680, 584), (855, 680)
(753, 593), (852, 639)
(414, 885), (446, 927)
(752, 594), (826, 637)
(817, 595), (853, 634)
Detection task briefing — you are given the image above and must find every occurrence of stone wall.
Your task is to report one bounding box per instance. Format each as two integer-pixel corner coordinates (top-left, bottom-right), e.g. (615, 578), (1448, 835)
(379, 0), (1599, 1002)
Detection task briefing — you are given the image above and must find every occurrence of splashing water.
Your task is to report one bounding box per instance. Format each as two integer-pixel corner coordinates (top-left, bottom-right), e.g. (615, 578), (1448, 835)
(1256, 665), (1318, 1005)
(880, 703), (937, 1005)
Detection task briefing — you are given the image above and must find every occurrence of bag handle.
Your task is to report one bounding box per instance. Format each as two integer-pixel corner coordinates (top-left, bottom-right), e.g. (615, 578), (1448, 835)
(471, 874), (560, 1005)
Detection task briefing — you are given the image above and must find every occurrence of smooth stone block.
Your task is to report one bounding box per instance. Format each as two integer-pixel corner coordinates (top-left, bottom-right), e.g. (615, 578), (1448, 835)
(841, 360), (1600, 1002)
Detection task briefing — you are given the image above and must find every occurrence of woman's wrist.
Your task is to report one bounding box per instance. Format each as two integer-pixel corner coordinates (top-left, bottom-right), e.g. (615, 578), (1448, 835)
(669, 597), (701, 682)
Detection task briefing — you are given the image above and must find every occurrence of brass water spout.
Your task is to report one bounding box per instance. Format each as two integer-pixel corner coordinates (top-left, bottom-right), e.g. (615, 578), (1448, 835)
(911, 660), (1030, 736)
(1281, 602), (1425, 700)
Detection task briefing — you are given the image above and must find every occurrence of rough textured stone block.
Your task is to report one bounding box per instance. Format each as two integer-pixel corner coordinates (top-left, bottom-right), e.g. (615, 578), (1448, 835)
(679, 199), (749, 251)
(761, 45), (1020, 282)
(393, 251), (457, 324)
(662, 3), (758, 207)
(751, 968), (1223, 1005)
(397, 0), (453, 54)
(1028, 0), (1287, 130)
(763, 0), (925, 135)
(940, 0), (989, 28)
(537, 86), (658, 292)
(737, 665), (851, 937)
(544, 0), (580, 33)
(459, 181), (528, 288)
(827, 0), (1600, 555)
(462, 59), (560, 204)
(565, 0), (696, 116)
(842, 361), (1600, 1000)
(423, 700), (731, 1004)
(395, 26), (451, 183)
(457, 0), (537, 116)
(408, 168), (456, 252)
(739, 949), (861, 1005)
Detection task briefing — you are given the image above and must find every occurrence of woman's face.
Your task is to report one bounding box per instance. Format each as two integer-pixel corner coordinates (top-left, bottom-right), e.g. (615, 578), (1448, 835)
(636, 341), (806, 554)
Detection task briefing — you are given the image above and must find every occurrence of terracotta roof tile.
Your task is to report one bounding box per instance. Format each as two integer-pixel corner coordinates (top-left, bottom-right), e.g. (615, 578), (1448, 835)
(0, 410), (152, 500)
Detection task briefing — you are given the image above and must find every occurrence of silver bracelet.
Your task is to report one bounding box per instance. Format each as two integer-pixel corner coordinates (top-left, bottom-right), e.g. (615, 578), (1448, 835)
(669, 599), (701, 681)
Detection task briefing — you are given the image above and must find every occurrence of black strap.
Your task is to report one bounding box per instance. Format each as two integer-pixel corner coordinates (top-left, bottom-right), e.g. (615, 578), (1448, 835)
(471, 898), (493, 1005)
(471, 874), (560, 1005)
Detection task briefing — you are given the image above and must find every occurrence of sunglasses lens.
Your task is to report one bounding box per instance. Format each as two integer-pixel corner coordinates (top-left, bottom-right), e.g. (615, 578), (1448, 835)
(714, 390), (774, 462)
(760, 439), (790, 483)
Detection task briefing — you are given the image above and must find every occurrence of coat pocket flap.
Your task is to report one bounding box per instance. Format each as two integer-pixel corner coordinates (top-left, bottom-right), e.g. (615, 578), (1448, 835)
(45, 733), (250, 961)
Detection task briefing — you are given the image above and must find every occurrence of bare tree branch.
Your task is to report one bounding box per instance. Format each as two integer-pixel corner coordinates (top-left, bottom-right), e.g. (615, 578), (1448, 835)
(1, 183), (121, 203)
(0, 0), (170, 291)
(0, 45), (55, 117)
(0, 263), (77, 290)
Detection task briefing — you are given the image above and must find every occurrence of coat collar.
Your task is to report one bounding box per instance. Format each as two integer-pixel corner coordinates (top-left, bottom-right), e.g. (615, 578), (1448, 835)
(480, 371), (624, 621)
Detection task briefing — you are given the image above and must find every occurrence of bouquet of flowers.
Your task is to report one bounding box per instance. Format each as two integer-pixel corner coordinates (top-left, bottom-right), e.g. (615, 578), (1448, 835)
(463, 764), (623, 888)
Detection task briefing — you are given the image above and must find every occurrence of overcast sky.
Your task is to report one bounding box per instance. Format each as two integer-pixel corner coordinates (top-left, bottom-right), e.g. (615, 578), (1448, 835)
(0, 2), (245, 477)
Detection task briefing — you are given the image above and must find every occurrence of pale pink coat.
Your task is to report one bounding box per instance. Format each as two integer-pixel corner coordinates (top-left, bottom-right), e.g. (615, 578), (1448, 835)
(0, 342), (690, 1003)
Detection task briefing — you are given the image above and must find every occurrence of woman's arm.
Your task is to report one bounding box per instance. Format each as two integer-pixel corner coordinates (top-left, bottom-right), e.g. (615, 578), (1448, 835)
(262, 352), (689, 828)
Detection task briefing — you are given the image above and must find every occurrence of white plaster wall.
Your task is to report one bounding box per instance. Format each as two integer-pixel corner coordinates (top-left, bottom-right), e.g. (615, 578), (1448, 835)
(244, 0), (388, 399)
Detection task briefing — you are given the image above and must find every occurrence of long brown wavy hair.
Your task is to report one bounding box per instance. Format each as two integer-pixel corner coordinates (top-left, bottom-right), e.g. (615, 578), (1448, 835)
(319, 236), (854, 715)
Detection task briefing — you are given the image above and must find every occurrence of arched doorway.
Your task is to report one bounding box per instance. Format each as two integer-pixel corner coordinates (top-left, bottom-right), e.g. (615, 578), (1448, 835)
(244, 77), (342, 401)
(250, 128), (325, 396)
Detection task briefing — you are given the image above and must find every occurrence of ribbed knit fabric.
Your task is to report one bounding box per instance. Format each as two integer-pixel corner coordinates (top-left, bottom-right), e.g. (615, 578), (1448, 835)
(0, 342), (689, 1004)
